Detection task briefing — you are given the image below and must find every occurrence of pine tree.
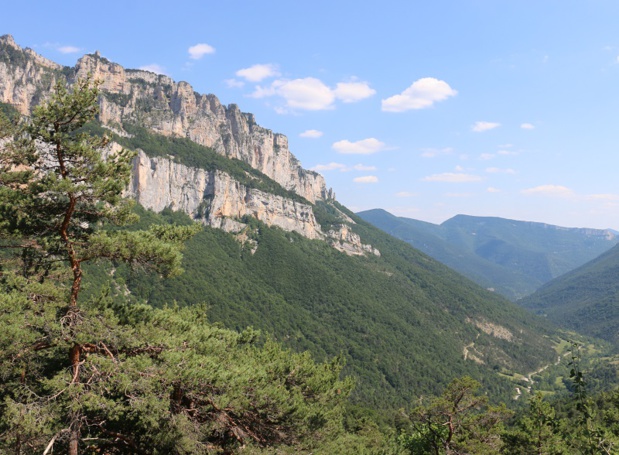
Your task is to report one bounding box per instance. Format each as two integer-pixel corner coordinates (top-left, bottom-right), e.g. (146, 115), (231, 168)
(0, 77), (355, 454)
(0, 77), (199, 454)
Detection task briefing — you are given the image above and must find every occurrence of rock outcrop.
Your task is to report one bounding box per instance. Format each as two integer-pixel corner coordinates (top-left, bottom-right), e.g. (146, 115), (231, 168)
(130, 149), (322, 239)
(0, 35), (377, 256)
(0, 34), (327, 203)
(129, 148), (378, 255)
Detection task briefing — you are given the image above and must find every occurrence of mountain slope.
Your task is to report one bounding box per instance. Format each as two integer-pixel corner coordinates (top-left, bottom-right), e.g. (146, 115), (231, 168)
(358, 209), (618, 300)
(91, 205), (559, 408)
(519, 243), (619, 343)
(2, 35), (560, 407)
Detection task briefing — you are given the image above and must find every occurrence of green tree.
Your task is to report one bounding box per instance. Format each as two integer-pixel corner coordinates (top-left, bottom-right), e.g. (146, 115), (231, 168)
(502, 393), (567, 455)
(0, 77), (198, 454)
(400, 377), (511, 455)
(0, 77), (357, 454)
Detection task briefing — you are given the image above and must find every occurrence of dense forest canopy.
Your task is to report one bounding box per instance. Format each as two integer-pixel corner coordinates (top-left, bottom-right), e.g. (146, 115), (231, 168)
(2, 76), (619, 454)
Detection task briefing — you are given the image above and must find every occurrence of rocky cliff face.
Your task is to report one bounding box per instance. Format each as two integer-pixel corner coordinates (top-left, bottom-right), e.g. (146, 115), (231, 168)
(74, 51), (328, 204)
(0, 34), (377, 256)
(130, 149), (322, 239)
(0, 34), (328, 203)
(129, 148), (378, 255)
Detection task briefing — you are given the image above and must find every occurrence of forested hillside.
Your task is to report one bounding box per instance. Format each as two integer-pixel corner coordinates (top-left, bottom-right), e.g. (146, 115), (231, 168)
(5, 37), (619, 454)
(520, 243), (619, 342)
(358, 209), (618, 300)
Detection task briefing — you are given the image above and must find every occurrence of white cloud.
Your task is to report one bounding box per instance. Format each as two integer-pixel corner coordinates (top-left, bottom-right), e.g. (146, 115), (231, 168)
(312, 162), (347, 172)
(487, 187), (501, 193)
(521, 122), (535, 130)
(472, 121), (501, 132)
(236, 64), (280, 82)
(521, 185), (574, 198)
(311, 162), (376, 172)
(251, 76), (374, 112)
(486, 167), (516, 174)
(225, 79), (245, 88)
(139, 64), (167, 75)
(421, 147), (454, 158)
(333, 81), (376, 103)
(188, 43), (215, 60)
(252, 77), (335, 111)
(381, 77), (457, 112)
(395, 191), (416, 197)
(332, 138), (388, 155)
(300, 129), (323, 138)
(479, 153), (495, 160)
(354, 175), (379, 183)
(422, 173), (482, 183)
(497, 150), (517, 156)
(58, 45), (80, 54)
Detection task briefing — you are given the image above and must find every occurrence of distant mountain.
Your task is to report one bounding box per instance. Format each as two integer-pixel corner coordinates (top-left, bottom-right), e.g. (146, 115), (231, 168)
(358, 209), (618, 300)
(519, 243), (619, 343)
(1, 34), (561, 407)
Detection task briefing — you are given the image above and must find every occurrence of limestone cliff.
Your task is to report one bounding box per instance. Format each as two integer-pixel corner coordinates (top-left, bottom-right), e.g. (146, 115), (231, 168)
(0, 34), (377, 256)
(0, 34), (327, 203)
(130, 149), (322, 239)
(129, 148), (377, 255)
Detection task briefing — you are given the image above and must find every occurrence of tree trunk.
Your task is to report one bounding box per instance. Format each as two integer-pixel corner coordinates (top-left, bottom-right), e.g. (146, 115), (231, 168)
(69, 344), (81, 455)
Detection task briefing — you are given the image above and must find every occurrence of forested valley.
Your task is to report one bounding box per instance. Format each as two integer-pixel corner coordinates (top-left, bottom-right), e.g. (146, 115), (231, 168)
(2, 50), (619, 454)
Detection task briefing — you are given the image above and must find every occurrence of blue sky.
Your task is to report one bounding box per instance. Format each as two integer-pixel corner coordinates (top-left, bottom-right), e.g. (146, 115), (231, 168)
(4, 0), (619, 229)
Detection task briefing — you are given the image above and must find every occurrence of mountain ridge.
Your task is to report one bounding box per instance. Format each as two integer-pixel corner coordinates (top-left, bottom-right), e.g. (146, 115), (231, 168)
(1, 34), (562, 406)
(358, 208), (618, 300)
(519, 243), (619, 343)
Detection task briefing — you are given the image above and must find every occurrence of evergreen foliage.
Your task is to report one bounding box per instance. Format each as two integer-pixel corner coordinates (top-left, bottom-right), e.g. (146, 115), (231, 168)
(0, 78), (357, 454)
(358, 209), (618, 300)
(95, 203), (558, 409)
(520, 244), (619, 342)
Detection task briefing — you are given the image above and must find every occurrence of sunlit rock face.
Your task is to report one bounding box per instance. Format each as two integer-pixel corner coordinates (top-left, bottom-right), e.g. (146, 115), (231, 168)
(129, 149), (323, 239)
(0, 35), (378, 256)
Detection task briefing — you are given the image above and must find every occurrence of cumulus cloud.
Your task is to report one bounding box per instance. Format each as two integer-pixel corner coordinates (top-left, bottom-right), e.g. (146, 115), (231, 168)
(472, 121), (501, 132)
(332, 138), (388, 155)
(139, 64), (167, 75)
(479, 153), (495, 160)
(311, 162), (376, 172)
(354, 175), (379, 183)
(381, 77), (457, 112)
(299, 129), (323, 138)
(497, 150), (518, 156)
(521, 185), (574, 198)
(58, 45), (80, 54)
(422, 173), (483, 183)
(188, 43), (215, 60)
(236, 63), (280, 82)
(251, 77), (335, 110)
(487, 187), (501, 193)
(251, 76), (374, 112)
(486, 167), (516, 174)
(333, 81), (376, 103)
(421, 147), (454, 158)
(395, 191), (416, 197)
(312, 162), (347, 172)
(521, 122), (535, 130)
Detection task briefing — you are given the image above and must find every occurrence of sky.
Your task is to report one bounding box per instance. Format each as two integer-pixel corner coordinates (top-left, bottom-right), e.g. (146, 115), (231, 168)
(3, 0), (619, 229)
